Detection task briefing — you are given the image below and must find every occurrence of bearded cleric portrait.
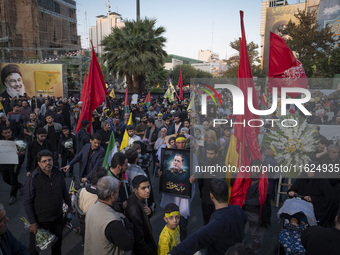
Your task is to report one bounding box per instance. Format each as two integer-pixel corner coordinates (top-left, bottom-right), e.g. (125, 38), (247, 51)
(1, 64), (25, 98)
(0, 64), (25, 113)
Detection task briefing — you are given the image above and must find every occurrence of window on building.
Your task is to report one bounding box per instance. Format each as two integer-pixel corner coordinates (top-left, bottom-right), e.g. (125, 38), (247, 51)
(53, 28), (56, 42)
(69, 8), (74, 18)
(54, 3), (60, 14)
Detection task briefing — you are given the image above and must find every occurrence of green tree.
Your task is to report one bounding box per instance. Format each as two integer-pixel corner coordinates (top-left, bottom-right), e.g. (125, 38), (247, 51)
(222, 39), (262, 78)
(146, 67), (169, 88)
(278, 10), (336, 78)
(172, 64), (212, 85)
(102, 18), (167, 94)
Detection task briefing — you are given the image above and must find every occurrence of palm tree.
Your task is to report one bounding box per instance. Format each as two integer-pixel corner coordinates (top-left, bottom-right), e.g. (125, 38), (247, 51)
(102, 18), (167, 94)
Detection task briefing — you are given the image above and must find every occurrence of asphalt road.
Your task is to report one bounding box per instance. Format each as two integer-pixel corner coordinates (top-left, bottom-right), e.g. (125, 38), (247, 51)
(0, 159), (282, 255)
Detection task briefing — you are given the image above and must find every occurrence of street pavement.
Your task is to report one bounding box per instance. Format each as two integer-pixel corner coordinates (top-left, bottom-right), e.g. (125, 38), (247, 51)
(1, 159), (281, 255)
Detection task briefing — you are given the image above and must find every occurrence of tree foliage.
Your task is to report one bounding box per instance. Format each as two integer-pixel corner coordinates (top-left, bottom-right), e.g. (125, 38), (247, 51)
(222, 39), (263, 78)
(102, 18), (167, 93)
(278, 9), (337, 78)
(172, 64), (212, 85)
(146, 67), (169, 88)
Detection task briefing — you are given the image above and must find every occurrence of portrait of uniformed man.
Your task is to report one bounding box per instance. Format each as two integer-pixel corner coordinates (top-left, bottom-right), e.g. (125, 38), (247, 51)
(168, 154), (186, 174)
(160, 149), (191, 198)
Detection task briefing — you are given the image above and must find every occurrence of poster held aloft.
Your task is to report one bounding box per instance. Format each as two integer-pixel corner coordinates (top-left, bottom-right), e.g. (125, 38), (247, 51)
(159, 148), (191, 198)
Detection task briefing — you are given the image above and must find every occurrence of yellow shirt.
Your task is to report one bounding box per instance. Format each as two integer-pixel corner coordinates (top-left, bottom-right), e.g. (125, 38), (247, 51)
(158, 225), (180, 255)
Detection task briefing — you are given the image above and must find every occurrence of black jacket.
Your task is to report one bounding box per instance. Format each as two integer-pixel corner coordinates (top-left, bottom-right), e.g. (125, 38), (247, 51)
(0, 90), (12, 114)
(125, 193), (157, 255)
(144, 126), (159, 144)
(58, 133), (76, 157)
(26, 140), (52, 173)
(75, 128), (90, 154)
(96, 129), (111, 151)
(168, 122), (184, 135)
(0, 229), (29, 255)
(23, 166), (71, 224)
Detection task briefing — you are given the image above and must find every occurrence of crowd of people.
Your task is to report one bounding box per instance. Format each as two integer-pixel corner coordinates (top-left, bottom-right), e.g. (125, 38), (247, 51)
(1, 64), (340, 255)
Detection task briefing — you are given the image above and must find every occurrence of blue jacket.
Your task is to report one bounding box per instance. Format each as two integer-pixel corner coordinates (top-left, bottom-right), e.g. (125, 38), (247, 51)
(0, 229), (29, 255)
(69, 143), (105, 179)
(170, 205), (247, 255)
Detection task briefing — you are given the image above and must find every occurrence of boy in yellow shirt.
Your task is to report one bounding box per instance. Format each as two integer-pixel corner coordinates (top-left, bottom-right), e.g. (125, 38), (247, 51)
(158, 203), (181, 255)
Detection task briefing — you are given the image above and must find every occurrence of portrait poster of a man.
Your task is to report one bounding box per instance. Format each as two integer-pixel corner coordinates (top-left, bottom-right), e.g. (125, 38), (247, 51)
(0, 63), (63, 102)
(159, 148), (191, 198)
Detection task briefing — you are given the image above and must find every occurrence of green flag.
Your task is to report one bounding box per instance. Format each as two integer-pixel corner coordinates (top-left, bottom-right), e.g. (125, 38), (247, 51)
(102, 131), (118, 170)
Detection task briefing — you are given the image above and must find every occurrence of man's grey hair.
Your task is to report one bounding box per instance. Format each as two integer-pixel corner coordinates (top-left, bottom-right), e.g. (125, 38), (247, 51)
(97, 176), (119, 201)
(161, 127), (167, 131)
(0, 203), (4, 211)
(101, 120), (110, 128)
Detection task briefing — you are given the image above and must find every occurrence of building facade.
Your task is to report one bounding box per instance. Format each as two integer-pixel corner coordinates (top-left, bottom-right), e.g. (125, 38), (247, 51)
(260, 0), (322, 72)
(89, 12), (125, 57)
(198, 49), (219, 62)
(0, 0), (80, 61)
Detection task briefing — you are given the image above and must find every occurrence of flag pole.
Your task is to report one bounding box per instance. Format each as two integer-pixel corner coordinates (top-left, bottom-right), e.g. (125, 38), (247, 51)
(238, 141), (242, 170)
(174, 89), (180, 102)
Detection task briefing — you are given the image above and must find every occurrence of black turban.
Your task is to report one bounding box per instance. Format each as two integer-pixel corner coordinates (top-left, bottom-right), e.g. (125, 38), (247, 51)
(1, 64), (22, 85)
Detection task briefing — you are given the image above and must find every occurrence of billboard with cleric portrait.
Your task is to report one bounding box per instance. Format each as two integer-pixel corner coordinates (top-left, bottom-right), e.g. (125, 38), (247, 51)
(0, 63), (63, 100)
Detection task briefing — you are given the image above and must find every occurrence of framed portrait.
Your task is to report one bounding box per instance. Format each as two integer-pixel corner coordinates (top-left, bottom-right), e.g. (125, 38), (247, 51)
(159, 148), (191, 198)
(165, 134), (177, 148)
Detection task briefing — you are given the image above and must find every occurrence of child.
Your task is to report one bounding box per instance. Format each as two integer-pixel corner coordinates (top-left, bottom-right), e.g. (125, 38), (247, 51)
(278, 216), (307, 255)
(158, 203), (181, 255)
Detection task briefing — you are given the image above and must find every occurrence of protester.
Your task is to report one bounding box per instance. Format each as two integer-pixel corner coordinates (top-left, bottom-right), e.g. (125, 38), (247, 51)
(198, 142), (224, 225)
(58, 125), (76, 178)
(121, 124), (142, 153)
(26, 127), (51, 175)
(125, 148), (148, 192)
(108, 152), (129, 213)
(135, 114), (148, 139)
(23, 112), (44, 142)
(44, 114), (62, 166)
(23, 150), (72, 255)
(301, 209), (340, 255)
(125, 175), (157, 255)
(96, 120), (111, 151)
(158, 203), (181, 255)
(169, 179), (247, 255)
(84, 176), (134, 255)
(76, 166), (107, 240)
(0, 126), (25, 205)
(75, 119), (91, 154)
(0, 203), (29, 254)
(62, 133), (105, 186)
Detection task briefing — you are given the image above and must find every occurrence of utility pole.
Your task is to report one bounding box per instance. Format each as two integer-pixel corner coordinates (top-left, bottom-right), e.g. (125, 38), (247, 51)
(136, 0), (140, 21)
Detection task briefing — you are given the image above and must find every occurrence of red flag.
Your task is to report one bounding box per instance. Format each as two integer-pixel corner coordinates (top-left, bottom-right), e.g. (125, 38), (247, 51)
(268, 32), (308, 98)
(229, 11), (268, 211)
(144, 91), (151, 108)
(324, 100), (331, 110)
(178, 68), (183, 101)
(76, 42), (108, 133)
(124, 87), (129, 113)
